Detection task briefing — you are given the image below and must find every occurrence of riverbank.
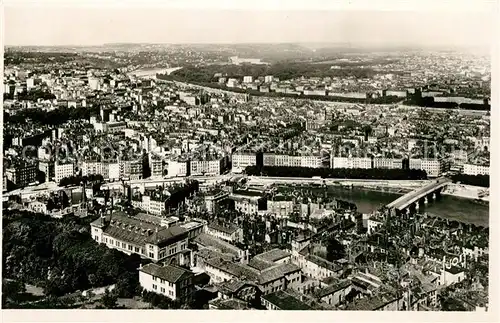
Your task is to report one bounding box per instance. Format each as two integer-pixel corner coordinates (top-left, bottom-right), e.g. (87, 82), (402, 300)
(128, 67), (182, 78)
(162, 79), (489, 113)
(339, 182), (489, 203)
(442, 183), (489, 202)
(340, 185), (411, 195)
(249, 176), (430, 190)
(323, 185), (489, 227)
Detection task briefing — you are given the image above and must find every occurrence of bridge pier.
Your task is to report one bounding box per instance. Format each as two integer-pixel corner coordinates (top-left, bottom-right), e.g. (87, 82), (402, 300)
(386, 178), (450, 216)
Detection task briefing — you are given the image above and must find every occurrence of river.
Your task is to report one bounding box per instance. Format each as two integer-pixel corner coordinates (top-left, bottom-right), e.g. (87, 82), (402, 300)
(327, 187), (489, 227)
(127, 67), (182, 78)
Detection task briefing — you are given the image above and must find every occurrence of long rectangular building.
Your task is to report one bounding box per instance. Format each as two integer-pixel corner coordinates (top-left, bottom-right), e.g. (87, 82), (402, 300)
(91, 212), (190, 266)
(264, 153), (322, 168)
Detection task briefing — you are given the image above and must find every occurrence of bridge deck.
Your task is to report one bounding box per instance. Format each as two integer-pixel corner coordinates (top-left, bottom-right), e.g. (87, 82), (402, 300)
(387, 178), (451, 210)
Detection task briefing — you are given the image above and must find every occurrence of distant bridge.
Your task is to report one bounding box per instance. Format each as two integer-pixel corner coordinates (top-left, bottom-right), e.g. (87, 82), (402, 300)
(387, 177), (452, 211)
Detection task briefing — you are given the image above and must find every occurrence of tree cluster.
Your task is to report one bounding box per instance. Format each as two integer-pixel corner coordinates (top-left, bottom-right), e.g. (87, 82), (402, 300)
(4, 52), (78, 65)
(326, 237), (346, 262)
(160, 62), (402, 83)
(450, 174), (489, 188)
(245, 166), (428, 180)
(59, 174), (104, 188)
(2, 211), (142, 299)
(165, 180), (200, 210)
(140, 289), (184, 309)
(17, 89), (56, 101)
(4, 105), (99, 126)
(46, 191), (70, 211)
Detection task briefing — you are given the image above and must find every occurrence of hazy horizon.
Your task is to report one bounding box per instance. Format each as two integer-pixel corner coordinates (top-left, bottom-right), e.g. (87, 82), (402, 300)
(4, 7), (495, 49)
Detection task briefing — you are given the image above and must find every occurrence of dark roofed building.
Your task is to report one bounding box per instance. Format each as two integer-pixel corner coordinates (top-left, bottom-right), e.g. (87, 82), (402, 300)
(216, 280), (262, 304)
(314, 279), (352, 306)
(203, 257), (260, 284)
(90, 212), (190, 265)
(145, 225), (188, 248)
(261, 290), (312, 310)
(194, 233), (244, 257)
(343, 293), (402, 311)
(139, 263), (194, 302)
(206, 221), (244, 243)
(258, 263), (302, 295)
(254, 248), (291, 264)
(248, 257), (275, 271)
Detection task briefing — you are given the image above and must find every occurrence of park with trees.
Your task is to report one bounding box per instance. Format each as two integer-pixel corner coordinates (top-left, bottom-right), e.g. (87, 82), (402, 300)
(4, 105), (99, 126)
(450, 174), (489, 188)
(2, 210), (145, 308)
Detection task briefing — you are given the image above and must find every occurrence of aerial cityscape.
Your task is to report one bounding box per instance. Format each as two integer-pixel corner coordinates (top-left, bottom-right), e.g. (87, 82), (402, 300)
(2, 5), (491, 313)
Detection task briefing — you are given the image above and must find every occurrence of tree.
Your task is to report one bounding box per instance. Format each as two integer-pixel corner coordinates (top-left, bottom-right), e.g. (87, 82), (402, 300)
(101, 289), (118, 309)
(326, 237), (346, 262)
(2, 210), (143, 301)
(114, 271), (139, 298)
(2, 280), (26, 300)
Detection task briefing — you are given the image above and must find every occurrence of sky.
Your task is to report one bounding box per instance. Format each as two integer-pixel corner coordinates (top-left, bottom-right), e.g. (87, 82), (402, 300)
(3, 1), (496, 48)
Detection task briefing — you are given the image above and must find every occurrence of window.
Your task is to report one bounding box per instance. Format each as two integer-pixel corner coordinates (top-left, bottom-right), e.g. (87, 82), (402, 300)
(169, 290), (173, 296)
(104, 237), (108, 243)
(153, 284), (157, 290)
(122, 242), (126, 248)
(94, 236), (99, 241)
(128, 245), (133, 251)
(153, 276), (158, 281)
(160, 279), (164, 284)
(160, 287), (165, 293)
(115, 240), (119, 246)
(149, 252), (154, 258)
(135, 247), (140, 252)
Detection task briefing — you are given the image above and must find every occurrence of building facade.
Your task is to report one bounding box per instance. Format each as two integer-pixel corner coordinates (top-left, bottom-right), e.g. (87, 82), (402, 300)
(139, 263), (195, 303)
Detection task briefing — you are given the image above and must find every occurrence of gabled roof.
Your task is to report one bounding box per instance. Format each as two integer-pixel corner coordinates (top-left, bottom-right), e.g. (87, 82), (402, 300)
(140, 263), (193, 283)
(204, 257), (259, 282)
(344, 293), (401, 311)
(254, 248), (291, 263)
(194, 233), (242, 256)
(316, 279), (352, 299)
(217, 280), (260, 295)
(145, 225), (188, 247)
(261, 290), (311, 310)
(247, 257), (274, 271)
(259, 263), (301, 285)
(305, 254), (342, 272)
(90, 216), (106, 228)
(207, 221), (240, 235)
(196, 247), (234, 262)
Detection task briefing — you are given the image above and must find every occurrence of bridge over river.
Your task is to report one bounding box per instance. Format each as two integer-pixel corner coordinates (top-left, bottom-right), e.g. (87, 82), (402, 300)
(387, 177), (452, 212)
